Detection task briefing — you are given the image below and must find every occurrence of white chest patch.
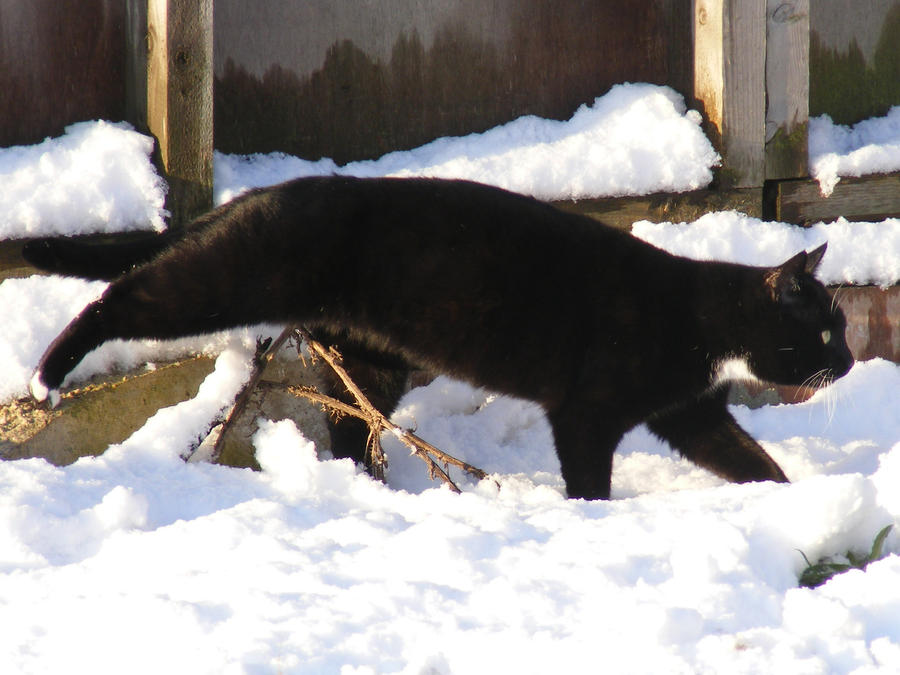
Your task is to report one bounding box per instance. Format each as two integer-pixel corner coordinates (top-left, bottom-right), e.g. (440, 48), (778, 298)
(713, 356), (760, 386)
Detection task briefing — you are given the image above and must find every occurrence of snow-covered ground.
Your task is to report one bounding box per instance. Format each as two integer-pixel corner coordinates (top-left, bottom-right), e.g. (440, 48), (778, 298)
(1, 85), (899, 673)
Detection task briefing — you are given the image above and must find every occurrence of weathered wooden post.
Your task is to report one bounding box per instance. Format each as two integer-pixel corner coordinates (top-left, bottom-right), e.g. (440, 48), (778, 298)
(127, 0), (213, 228)
(764, 0), (809, 180)
(758, 0), (900, 223)
(693, 0), (767, 189)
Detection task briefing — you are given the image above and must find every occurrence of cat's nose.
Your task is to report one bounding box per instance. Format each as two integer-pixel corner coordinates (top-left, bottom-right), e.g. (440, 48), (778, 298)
(831, 347), (854, 379)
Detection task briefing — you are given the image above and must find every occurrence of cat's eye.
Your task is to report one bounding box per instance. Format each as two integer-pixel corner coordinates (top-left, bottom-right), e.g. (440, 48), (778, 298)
(821, 330), (832, 345)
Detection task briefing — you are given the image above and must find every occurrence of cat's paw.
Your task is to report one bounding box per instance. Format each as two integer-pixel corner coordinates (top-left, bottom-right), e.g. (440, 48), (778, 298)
(29, 371), (60, 408)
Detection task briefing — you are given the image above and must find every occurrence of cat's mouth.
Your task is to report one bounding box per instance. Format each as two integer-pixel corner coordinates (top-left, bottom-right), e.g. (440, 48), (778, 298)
(714, 354), (853, 391)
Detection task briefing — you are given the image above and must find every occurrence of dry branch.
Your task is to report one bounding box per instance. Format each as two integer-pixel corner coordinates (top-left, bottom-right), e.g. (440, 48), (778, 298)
(292, 327), (389, 480)
(290, 326), (488, 492)
(207, 326), (295, 463)
(207, 324), (488, 493)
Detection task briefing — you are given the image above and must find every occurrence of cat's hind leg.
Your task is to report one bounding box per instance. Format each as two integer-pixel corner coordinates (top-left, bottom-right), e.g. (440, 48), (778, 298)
(646, 386), (788, 484)
(315, 330), (413, 470)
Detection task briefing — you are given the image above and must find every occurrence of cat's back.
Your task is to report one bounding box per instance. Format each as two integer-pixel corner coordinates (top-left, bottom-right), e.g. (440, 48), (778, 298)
(267, 175), (639, 263)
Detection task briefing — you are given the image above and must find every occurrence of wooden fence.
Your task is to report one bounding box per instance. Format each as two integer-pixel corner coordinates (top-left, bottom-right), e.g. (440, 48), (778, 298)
(129, 0), (900, 226)
(1, 0), (898, 226)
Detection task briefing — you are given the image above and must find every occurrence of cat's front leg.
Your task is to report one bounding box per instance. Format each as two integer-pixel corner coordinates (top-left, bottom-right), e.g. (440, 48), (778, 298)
(547, 404), (628, 500)
(646, 386), (788, 485)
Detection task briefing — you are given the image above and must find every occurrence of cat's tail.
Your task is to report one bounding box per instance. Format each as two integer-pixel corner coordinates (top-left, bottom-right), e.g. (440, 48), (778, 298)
(22, 232), (176, 281)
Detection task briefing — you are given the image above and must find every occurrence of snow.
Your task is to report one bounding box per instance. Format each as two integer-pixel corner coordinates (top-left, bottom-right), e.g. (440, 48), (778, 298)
(810, 106), (900, 197)
(632, 211), (900, 288)
(215, 83), (721, 204)
(0, 85), (899, 673)
(0, 121), (168, 237)
(1, 360), (898, 673)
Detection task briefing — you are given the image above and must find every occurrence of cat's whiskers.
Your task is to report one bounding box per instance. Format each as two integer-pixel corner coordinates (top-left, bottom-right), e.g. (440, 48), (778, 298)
(797, 367), (842, 427)
(804, 368), (831, 392)
(795, 368), (826, 399)
(812, 376), (840, 427)
(830, 283), (846, 315)
(822, 370), (844, 425)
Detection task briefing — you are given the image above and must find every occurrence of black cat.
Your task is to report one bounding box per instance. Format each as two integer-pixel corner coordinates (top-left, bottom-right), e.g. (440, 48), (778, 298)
(23, 176), (853, 499)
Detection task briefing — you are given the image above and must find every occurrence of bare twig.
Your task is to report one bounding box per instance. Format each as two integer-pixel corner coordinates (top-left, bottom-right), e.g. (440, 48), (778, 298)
(263, 380), (489, 490)
(290, 326), (488, 492)
(206, 326), (295, 462)
(204, 323), (489, 493)
(291, 326), (388, 480)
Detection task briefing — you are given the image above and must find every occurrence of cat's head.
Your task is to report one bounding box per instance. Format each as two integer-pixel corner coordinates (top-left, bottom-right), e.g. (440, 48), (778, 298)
(744, 243), (853, 388)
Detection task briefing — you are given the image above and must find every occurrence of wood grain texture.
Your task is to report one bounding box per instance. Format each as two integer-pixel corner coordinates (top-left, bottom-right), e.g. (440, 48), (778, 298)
(765, 0), (809, 179)
(694, 0), (767, 188)
(554, 187), (763, 230)
(768, 173), (900, 224)
(0, 0), (126, 146)
(147, 0), (213, 227)
(213, 0), (690, 164)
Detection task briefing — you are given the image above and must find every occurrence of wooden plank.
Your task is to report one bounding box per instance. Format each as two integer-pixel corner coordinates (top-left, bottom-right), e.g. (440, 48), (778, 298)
(0, 240), (33, 283)
(809, 0), (900, 125)
(693, 0), (725, 145)
(146, 0), (213, 227)
(553, 187), (763, 230)
(213, 0), (691, 164)
(721, 0), (767, 188)
(0, 0), (126, 147)
(838, 284), (900, 363)
(768, 173), (900, 224)
(693, 0), (767, 188)
(765, 0), (809, 180)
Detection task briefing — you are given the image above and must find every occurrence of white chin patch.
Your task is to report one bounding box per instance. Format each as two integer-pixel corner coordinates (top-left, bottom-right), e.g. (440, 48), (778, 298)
(29, 372), (60, 408)
(713, 357), (759, 386)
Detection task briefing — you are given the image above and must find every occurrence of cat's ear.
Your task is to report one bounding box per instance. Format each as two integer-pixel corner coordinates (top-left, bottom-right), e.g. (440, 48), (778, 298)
(766, 243), (826, 300)
(804, 242), (827, 274)
(777, 242), (827, 278)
